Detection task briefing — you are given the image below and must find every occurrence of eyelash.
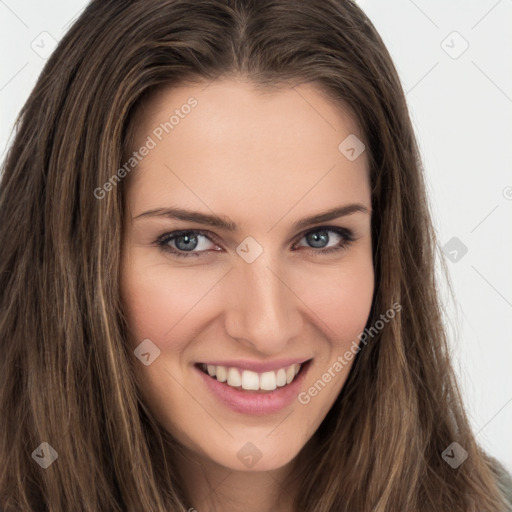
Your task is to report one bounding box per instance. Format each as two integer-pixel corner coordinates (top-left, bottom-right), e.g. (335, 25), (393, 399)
(155, 226), (355, 259)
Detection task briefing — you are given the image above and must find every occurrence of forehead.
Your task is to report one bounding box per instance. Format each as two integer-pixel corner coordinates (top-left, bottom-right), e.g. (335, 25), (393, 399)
(124, 78), (370, 220)
(130, 77), (363, 150)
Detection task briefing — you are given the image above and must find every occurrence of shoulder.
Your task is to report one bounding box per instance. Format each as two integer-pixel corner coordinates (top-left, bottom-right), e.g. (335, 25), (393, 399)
(489, 456), (512, 509)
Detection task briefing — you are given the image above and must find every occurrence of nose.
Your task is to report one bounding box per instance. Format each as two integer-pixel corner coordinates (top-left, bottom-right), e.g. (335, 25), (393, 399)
(223, 254), (304, 354)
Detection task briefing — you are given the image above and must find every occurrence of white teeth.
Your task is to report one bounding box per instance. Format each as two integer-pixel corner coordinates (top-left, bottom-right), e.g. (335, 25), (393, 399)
(241, 370), (260, 390)
(276, 368), (287, 387)
(259, 371), (277, 391)
(216, 365), (227, 382)
(200, 362), (304, 391)
(227, 367), (241, 387)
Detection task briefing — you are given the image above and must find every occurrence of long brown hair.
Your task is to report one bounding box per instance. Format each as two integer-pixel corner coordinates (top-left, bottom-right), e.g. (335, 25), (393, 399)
(0, 0), (509, 510)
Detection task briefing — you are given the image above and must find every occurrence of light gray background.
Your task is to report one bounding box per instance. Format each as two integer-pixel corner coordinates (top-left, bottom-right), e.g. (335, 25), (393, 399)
(1, 0), (511, 472)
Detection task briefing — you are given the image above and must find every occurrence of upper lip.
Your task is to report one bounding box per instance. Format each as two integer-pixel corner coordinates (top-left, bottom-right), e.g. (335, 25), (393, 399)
(197, 358), (311, 373)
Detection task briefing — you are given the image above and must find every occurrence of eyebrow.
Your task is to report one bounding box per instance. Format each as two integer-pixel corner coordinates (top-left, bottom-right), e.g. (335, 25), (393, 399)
(133, 203), (370, 231)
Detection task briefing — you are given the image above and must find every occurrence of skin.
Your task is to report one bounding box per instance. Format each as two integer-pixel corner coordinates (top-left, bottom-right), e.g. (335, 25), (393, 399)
(120, 76), (374, 512)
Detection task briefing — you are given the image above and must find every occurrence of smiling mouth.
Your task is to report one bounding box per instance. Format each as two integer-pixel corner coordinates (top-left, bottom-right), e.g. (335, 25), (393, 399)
(196, 361), (309, 392)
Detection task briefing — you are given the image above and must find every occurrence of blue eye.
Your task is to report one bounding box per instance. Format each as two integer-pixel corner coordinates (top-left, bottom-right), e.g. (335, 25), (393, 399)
(156, 226), (354, 259)
(295, 227), (354, 254)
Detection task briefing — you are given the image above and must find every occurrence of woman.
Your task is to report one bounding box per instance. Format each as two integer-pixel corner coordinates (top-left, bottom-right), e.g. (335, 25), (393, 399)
(0, 0), (510, 510)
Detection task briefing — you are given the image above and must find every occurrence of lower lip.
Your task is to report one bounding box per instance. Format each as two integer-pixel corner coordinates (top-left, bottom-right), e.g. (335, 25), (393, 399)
(195, 361), (311, 415)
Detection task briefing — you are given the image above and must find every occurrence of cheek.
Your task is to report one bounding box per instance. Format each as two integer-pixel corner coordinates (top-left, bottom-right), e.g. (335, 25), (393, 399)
(329, 270), (374, 341)
(292, 254), (375, 346)
(292, 256), (374, 419)
(120, 256), (209, 350)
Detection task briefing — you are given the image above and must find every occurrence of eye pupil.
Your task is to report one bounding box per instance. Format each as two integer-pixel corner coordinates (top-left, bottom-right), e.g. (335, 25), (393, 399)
(175, 233), (198, 251)
(307, 230), (329, 248)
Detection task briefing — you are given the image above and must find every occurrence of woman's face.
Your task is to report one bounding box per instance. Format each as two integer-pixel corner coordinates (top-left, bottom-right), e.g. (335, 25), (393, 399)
(120, 78), (374, 472)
